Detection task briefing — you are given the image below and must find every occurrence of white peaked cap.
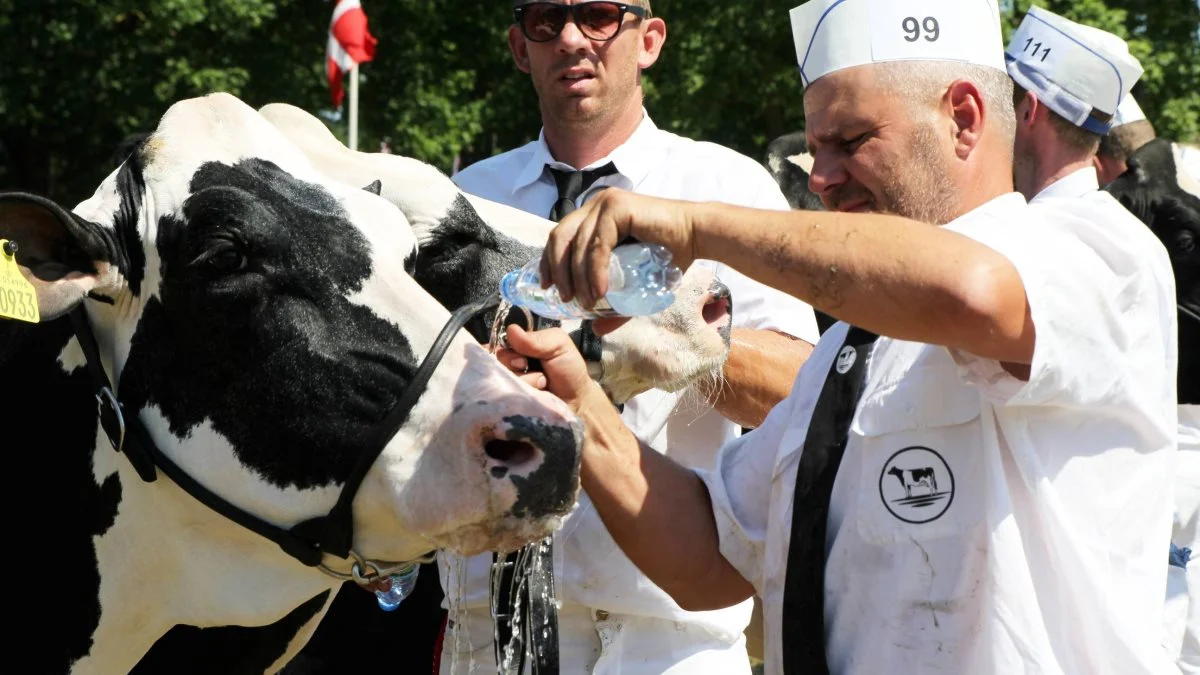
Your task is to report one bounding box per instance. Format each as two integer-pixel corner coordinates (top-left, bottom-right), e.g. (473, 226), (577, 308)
(1113, 93), (1147, 127)
(790, 0), (1006, 89)
(1005, 6), (1143, 134)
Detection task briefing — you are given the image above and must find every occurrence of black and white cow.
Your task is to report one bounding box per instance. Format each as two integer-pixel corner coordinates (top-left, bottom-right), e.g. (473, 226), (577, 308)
(125, 102), (742, 673)
(237, 102), (739, 673)
(0, 92), (584, 674)
(887, 466), (939, 499)
(1104, 137), (1200, 404)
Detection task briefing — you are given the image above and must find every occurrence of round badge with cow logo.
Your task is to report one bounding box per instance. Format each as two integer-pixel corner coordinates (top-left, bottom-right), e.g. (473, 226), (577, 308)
(835, 345), (857, 374)
(878, 446), (955, 524)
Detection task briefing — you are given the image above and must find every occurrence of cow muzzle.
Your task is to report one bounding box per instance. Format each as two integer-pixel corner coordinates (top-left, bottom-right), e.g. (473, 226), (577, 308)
(396, 389), (583, 557)
(480, 413), (583, 516)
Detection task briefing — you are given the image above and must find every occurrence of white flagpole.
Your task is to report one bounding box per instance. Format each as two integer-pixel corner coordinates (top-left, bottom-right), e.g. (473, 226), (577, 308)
(348, 63), (359, 151)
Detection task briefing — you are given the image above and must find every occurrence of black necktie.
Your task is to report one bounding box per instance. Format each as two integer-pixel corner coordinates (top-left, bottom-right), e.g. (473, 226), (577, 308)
(545, 162), (616, 366)
(781, 325), (879, 675)
(547, 162), (618, 221)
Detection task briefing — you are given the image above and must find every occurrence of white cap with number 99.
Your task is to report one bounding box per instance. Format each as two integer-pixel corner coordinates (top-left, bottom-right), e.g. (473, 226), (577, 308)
(790, 0), (1006, 89)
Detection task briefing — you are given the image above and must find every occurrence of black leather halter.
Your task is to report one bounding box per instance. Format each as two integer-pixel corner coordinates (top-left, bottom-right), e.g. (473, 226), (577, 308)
(71, 293), (513, 574)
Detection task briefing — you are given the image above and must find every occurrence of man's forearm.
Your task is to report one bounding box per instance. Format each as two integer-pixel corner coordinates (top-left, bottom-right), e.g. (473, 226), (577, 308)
(688, 203), (1035, 364)
(710, 328), (812, 428)
(576, 387), (756, 611)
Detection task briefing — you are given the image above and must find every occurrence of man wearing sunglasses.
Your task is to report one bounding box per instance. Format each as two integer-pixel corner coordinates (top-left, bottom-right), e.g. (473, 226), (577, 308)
(438, 1), (821, 673)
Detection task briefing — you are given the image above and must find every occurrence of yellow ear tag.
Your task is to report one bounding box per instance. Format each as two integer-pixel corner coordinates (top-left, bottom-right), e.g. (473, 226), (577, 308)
(0, 240), (40, 323)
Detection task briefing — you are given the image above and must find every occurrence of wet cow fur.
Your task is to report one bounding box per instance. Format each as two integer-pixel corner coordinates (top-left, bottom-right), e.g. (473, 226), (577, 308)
(1104, 138), (1200, 404)
(1, 93), (583, 674)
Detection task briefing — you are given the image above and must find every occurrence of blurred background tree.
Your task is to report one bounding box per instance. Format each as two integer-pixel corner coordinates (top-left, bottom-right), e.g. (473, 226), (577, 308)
(0, 0), (1196, 205)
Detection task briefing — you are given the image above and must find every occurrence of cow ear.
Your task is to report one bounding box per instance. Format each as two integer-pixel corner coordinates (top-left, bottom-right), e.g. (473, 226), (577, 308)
(362, 179), (383, 196)
(0, 192), (115, 321)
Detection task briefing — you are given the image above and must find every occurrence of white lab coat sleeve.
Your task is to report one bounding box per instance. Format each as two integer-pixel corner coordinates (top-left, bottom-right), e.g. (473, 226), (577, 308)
(697, 386), (798, 594)
(944, 205), (1173, 410)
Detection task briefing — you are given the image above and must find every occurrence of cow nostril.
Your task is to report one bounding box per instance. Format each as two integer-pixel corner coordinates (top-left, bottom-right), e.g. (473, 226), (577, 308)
(485, 439), (538, 467)
(703, 295), (731, 326)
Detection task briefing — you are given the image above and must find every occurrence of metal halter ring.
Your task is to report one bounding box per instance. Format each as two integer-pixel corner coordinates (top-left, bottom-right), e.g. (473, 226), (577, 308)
(488, 301), (534, 356)
(95, 386), (127, 454)
(317, 549), (436, 586)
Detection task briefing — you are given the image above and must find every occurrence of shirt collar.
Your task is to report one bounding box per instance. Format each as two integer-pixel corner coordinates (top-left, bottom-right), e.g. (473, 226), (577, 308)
(945, 192), (1028, 231)
(600, 113), (664, 188)
(1031, 167), (1100, 203)
(509, 110), (664, 194)
(511, 131), (559, 194)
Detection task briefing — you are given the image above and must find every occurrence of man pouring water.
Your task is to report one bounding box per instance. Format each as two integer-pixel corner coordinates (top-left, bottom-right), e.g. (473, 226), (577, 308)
(496, 0), (1180, 673)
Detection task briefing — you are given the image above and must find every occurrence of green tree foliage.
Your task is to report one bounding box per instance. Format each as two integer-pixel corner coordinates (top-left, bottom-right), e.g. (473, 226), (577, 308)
(0, 0), (1195, 205)
(0, 0), (327, 201)
(645, 0), (807, 160)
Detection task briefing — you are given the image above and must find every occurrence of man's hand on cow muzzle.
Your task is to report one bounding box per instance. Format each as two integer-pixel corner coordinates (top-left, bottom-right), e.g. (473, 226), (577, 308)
(498, 325), (607, 413)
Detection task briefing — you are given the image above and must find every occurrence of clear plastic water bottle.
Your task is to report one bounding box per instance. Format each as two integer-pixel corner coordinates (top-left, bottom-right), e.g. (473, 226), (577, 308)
(500, 243), (683, 320)
(374, 566), (420, 612)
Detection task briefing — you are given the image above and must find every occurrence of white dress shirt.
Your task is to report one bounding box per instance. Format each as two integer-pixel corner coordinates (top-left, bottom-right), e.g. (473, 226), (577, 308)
(1029, 166), (1199, 673)
(439, 113), (820, 674)
(1029, 165), (1108, 203)
(704, 192), (1180, 674)
(1169, 405), (1200, 674)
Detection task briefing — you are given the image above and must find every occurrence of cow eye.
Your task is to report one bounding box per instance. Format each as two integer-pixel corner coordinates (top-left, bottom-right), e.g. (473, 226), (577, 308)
(190, 239), (247, 276)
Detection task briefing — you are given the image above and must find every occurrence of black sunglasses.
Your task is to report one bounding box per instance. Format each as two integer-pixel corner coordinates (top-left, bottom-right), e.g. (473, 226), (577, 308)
(514, 2), (648, 43)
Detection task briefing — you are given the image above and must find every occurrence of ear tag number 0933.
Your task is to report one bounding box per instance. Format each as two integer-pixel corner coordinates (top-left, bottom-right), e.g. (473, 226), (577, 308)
(0, 239), (40, 324)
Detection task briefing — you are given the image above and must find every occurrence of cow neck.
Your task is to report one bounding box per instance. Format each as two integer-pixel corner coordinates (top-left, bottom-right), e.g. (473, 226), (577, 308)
(68, 293), (509, 578)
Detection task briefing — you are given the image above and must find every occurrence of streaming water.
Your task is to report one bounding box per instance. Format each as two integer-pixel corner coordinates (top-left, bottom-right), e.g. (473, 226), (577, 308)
(446, 553), (478, 674)
(488, 538), (562, 674)
(474, 303), (559, 674)
(491, 545), (530, 674)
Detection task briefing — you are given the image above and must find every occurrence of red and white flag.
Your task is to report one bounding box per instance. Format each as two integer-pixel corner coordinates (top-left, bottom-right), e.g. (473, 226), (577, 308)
(326, 0), (378, 108)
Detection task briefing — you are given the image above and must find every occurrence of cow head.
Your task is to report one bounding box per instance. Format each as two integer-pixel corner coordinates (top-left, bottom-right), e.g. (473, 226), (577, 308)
(258, 103), (733, 406)
(1105, 138), (1200, 403)
(0, 93), (582, 670)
